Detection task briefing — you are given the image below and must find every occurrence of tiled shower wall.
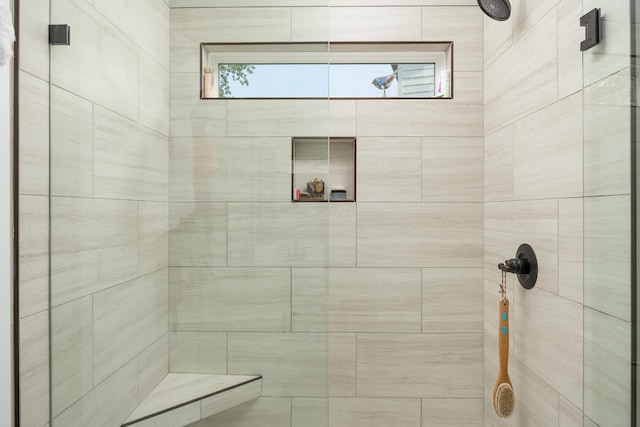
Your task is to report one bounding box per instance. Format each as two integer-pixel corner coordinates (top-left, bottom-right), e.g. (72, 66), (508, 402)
(18, 0), (170, 426)
(169, 2), (484, 426)
(482, 0), (631, 425)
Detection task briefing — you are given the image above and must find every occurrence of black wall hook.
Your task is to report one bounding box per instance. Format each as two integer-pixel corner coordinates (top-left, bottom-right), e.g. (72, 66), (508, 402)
(498, 244), (538, 289)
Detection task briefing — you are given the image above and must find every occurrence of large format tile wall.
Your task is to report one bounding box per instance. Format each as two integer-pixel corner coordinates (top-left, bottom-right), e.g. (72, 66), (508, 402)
(483, 0), (631, 426)
(170, 3), (484, 426)
(18, 0), (171, 426)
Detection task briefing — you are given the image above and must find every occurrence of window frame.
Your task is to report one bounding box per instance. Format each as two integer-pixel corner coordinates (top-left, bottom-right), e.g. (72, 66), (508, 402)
(200, 41), (453, 100)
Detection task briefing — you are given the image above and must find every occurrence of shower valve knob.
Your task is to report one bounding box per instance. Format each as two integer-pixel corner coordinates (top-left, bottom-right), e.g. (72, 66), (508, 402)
(497, 244), (538, 290)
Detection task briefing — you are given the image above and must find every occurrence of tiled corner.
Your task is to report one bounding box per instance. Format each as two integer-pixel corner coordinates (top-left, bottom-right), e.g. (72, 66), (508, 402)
(138, 334), (169, 401)
(169, 203), (227, 266)
(139, 201), (169, 276)
(169, 331), (227, 374)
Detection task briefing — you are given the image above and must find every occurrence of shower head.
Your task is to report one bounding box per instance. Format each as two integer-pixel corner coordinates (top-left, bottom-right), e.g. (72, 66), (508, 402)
(478, 0), (511, 21)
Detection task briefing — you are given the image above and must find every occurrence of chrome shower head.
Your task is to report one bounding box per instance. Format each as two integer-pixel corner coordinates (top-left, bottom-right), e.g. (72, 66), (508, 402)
(478, 0), (511, 21)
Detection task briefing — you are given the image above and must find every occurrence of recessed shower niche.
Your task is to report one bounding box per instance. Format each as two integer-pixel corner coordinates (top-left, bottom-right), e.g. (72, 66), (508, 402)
(292, 137), (356, 202)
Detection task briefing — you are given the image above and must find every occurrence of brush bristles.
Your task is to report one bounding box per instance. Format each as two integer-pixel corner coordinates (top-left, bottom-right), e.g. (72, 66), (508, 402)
(494, 383), (514, 418)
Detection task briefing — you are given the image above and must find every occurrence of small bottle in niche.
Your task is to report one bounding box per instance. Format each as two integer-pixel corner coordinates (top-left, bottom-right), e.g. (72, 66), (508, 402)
(436, 69), (451, 98)
(203, 66), (214, 98)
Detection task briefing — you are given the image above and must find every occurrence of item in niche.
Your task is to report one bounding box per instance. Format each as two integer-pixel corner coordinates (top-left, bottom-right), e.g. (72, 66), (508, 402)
(203, 66), (214, 98)
(306, 178), (325, 196)
(331, 186), (347, 200)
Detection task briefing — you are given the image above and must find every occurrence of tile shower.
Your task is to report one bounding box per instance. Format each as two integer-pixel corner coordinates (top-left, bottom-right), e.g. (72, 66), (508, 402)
(13, 0), (633, 426)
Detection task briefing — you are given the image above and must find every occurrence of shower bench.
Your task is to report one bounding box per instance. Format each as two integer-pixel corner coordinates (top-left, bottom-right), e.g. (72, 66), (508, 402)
(121, 373), (262, 427)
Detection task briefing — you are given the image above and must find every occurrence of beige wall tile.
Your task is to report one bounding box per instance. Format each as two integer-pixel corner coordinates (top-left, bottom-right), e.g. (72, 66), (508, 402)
(557, 0), (583, 99)
(51, 0), (140, 120)
(228, 203), (330, 267)
(484, 125), (513, 202)
(19, 72), (49, 196)
(94, 0), (170, 69)
(422, 6), (482, 71)
(329, 203), (356, 267)
(138, 333), (169, 401)
(93, 269), (169, 384)
(583, 69), (631, 197)
(451, 71), (484, 105)
(193, 397), (291, 427)
(559, 395), (583, 427)
(513, 286), (583, 409)
(584, 416), (600, 427)
(19, 195), (49, 318)
(133, 402), (200, 427)
(52, 359), (138, 427)
(511, 0), (558, 41)
(170, 137), (291, 202)
(169, 267), (291, 332)
(513, 92), (583, 199)
(292, 398), (328, 427)
(484, 8), (557, 134)
(357, 137), (422, 202)
(170, 8), (292, 73)
(169, 331), (227, 373)
(484, 333), (559, 426)
(292, 268), (422, 332)
(50, 197), (138, 306)
(94, 106), (169, 202)
(422, 398), (483, 426)
(227, 100), (356, 137)
(329, 7), (421, 41)
(422, 137), (483, 202)
(357, 99), (482, 137)
(357, 333), (482, 397)
(51, 296), (93, 417)
(140, 51), (170, 136)
(20, 311), (50, 427)
(139, 201), (169, 275)
(329, 398), (421, 427)
(584, 195), (631, 321)
(169, 73), (227, 138)
(50, 85), (93, 198)
(20, 0), (50, 81)
(200, 379), (262, 418)
(228, 333), (356, 397)
(583, 0), (631, 86)
(292, 7), (329, 41)
(559, 198), (583, 304)
(484, 200), (558, 294)
(357, 203), (483, 268)
(483, 14), (512, 68)
(583, 308), (631, 426)
(422, 268), (483, 333)
(169, 203), (227, 266)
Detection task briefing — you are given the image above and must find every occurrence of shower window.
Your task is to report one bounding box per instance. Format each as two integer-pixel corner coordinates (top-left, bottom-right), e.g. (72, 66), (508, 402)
(200, 42), (452, 99)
